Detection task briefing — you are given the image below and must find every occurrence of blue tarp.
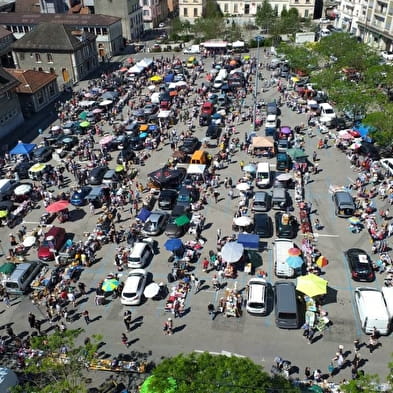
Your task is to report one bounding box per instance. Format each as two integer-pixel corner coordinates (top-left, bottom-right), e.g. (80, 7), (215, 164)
(9, 142), (36, 155)
(136, 207), (151, 222)
(164, 74), (174, 83)
(237, 233), (259, 249)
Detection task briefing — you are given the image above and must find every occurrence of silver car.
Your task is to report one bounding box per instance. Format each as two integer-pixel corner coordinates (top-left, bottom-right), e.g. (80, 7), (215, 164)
(121, 269), (147, 305)
(142, 212), (168, 236)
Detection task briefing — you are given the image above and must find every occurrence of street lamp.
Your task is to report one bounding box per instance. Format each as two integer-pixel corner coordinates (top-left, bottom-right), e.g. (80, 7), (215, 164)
(253, 35), (264, 133)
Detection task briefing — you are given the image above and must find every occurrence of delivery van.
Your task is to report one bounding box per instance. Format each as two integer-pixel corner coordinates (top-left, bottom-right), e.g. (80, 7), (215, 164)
(332, 190), (355, 217)
(354, 287), (390, 335)
(4, 261), (43, 295)
(191, 150), (209, 165)
(273, 238), (295, 278)
(256, 162), (270, 188)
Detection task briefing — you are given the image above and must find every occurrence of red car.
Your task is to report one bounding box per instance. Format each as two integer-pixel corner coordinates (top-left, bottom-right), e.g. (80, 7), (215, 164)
(37, 226), (66, 261)
(201, 101), (214, 116)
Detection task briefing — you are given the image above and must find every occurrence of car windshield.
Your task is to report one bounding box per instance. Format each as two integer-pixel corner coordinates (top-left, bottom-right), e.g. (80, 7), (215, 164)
(123, 291), (137, 298)
(248, 302), (265, 309)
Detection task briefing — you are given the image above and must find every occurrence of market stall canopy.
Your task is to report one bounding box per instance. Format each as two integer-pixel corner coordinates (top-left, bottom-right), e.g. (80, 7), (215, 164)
(231, 40), (245, 48)
(296, 273), (328, 297)
(164, 73), (174, 83)
(0, 262), (16, 275)
(287, 148), (308, 160)
(236, 182), (250, 191)
(78, 100), (96, 107)
(10, 142), (36, 156)
(157, 110), (171, 118)
(148, 167), (186, 188)
(101, 278), (120, 292)
(46, 200), (69, 213)
(99, 99), (113, 106)
(102, 91), (118, 100)
(14, 184), (32, 196)
(221, 241), (244, 263)
(243, 164), (256, 173)
(136, 207), (151, 222)
(187, 164), (206, 175)
(137, 58), (153, 68)
(233, 216), (253, 227)
(127, 65), (144, 74)
(237, 233), (259, 249)
(201, 40), (228, 48)
(252, 136), (274, 148)
(151, 92), (160, 104)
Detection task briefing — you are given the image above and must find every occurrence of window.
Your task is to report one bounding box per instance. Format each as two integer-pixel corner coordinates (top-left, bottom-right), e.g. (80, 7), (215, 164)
(183, 7), (188, 16)
(23, 25), (29, 32)
(20, 52), (25, 60)
(234, 4), (238, 12)
(47, 53), (53, 63)
(102, 27), (108, 35)
(143, 0), (148, 4)
(96, 27), (102, 35)
(305, 9), (309, 17)
(35, 53), (41, 63)
(245, 4), (250, 14)
(224, 3), (228, 12)
(194, 7), (198, 16)
(37, 90), (44, 104)
(49, 83), (55, 96)
(143, 10), (149, 16)
(18, 25), (23, 33)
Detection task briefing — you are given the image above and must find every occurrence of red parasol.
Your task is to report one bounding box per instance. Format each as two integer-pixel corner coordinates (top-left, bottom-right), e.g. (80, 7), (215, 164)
(46, 200), (70, 213)
(288, 247), (301, 256)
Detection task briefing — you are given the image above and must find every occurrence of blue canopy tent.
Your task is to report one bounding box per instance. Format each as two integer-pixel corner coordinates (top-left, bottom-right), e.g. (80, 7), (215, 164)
(353, 123), (374, 143)
(237, 233), (259, 249)
(136, 207), (151, 222)
(9, 142), (36, 156)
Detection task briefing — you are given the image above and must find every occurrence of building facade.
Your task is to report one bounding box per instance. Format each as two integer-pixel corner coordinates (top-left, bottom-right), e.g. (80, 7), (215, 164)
(11, 23), (99, 87)
(5, 68), (59, 116)
(0, 26), (14, 67)
(140, 0), (169, 29)
(0, 67), (24, 138)
(0, 13), (123, 57)
(167, 0), (179, 15)
(95, 0), (143, 40)
(178, 0), (206, 23)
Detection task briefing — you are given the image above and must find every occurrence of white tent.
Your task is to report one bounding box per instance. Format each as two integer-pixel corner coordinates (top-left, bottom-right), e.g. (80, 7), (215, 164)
(151, 92), (160, 104)
(232, 40), (245, 48)
(158, 110), (171, 118)
(187, 164), (206, 175)
(127, 65), (144, 74)
(78, 100), (96, 107)
(137, 58), (153, 68)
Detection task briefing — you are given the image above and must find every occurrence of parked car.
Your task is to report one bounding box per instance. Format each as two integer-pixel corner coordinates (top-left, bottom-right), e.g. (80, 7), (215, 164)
(158, 189), (178, 210)
(56, 135), (78, 150)
(143, 103), (158, 116)
(201, 102), (214, 116)
(274, 212), (297, 239)
(117, 149), (136, 165)
(112, 135), (130, 150)
(37, 226), (66, 261)
(128, 136), (145, 151)
(121, 269), (147, 305)
(142, 212), (169, 236)
(70, 186), (92, 206)
(127, 242), (154, 268)
(344, 248), (375, 282)
(32, 146), (52, 163)
(179, 137), (200, 154)
(177, 185), (199, 207)
(253, 213), (273, 238)
(14, 161), (31, 179)
(165, 204), (190, 237)
(246, 278), (268, 315)
(88, 166), (108, 185)
(206, 124), (221, 139)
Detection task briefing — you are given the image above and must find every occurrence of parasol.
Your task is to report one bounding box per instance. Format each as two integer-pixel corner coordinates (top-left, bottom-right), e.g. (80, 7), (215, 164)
(236, 183), (250, 191)
(288, 247), (301, 256)
(243, 164), (257, 173)
(23, 236), (37, 248)
(150, 75), (163, 82)
(276, 173), (292, 181)
(115, 164), (124, 173)
(79, 111), (88, 120)
(100, 135), (114, 145)
(348, 216), (361, 225)
(281, 127), (291, 134)
(233, 216), (253, 227)
(139, 132), (148, 139)
(286, 255), (304, 269)
(79, 121), (90, 128)
(46, 200), (69, 213)
(175, 215), (190, 226)
(14, 184), (32, 196)
(296, 274), (328, 297)
(316, 256), (329, 268)
(101, 279), (120, 292)
(99, 99), (113, 106)
(0, 262), (16, 275)
(164, 238), (183, 252)
(0, 210), (8, 218)
(221, 242), (244, 263)
(148, 85), (156, 91)
(29, 163), (46, 173)
(92, 108), (103, 114)
(144, 282), (160, 298)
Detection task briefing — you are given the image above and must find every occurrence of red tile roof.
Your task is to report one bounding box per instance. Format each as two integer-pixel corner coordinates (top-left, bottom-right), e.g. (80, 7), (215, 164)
(4, 68), (57, 94)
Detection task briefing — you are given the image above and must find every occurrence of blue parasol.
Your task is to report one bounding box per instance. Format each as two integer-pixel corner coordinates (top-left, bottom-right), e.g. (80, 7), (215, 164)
(164, 238), (183, 252)
(286, 256), (304, 269)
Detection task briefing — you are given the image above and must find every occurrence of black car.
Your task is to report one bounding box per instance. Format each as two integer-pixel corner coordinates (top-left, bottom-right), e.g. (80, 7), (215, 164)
(117, 149), (136, 165)
(88, 166), (108, 185)
(165, 204), (191, 237)
(32, 146), (52, 163)
(128, 136), (145, 151)
(177, 185), (199, 207)
(274, 212), (297, 239)
(14, 161), (31, 179)
(158, 189), (178, 210)
(199, 114), (211, 126)
(253, 213), (273, 238)
(56, 135), (78, 150)
(344, 248), (375, 282)
(206, 124), (221, 139)
(70, 186), (92, 206)
(112, 135), (130, 150)
(179, 137), (200, 154)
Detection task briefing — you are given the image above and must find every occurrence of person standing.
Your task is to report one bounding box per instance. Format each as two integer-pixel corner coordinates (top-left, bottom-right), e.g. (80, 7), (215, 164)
(304, 367), (311, 380)
(163, 318), (173, 335)
(28, 313), (36, 329)
(123, 311), (132, 331)
(3, 293), (11, 308)
(208, 303), (215, 320)
(34, 319), (42, 335)
(78, 282), (87, 296)
(83, 310), (90, 325)
(121, 333), (129, 347)
(216, 228), (222, 241)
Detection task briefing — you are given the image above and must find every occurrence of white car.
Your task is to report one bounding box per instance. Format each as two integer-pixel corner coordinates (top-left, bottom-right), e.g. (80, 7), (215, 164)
(121, 269), (147, 305)
(246, 278), (268, 315)
(380, 158), (393, 176)
(158, 22), (165, 28)
(265, 114), (277, 129)
(319, 102), (336, 126)
(381, 51), (393, 61)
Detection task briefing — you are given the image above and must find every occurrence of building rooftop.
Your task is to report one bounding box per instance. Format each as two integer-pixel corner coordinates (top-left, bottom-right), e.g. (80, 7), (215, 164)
(0, 12), (121, 26)
(0, 25), (13, 39)
(0, 66), (20, 94)
(11, 22), (96, 51)
(4, 68), (57, 93)
(15, 0), (40, 13)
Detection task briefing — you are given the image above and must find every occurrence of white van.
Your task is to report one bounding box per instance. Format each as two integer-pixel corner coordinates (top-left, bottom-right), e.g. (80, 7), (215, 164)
(265, 114), (277, 129)
(246, 278), (268, 315)
(354, 287), (390, 335)
(256, 162), (270, 188)
(319, 102), (336, 126)
(273, 239), (295, 278)
(213, 68), (228, 89)
(381, 287), (393, 324)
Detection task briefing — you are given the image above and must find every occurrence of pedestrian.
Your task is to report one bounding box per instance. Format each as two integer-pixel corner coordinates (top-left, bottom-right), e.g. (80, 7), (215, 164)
(213, 190), (220, 203)
(9, 233), (17, 247)
(78, 282), (87, 296)
(312, 151), (317, 162)
(228, 188), (234, 199)
(202, 257), (209, 272)
(314, 218), (322, 230)
(353, 339), (361, 353)
(307, 327), (316, 344)
(6, 326), (15, 340)
(28, 312), (36, 329)
(208, 303), (216, 320)
(121, 333), (129, 347)
(304, 171), (310, 184)
(216, 228), (221, 241)
(163, 318), (173, 335)
(332, 352), (344, 369)
(59, 322), (67, 332)
(194, 277), (202, 294)
(117, 211), (122, 223)
(34, 319), (42, 335)
(239, 160), (245, 170)
(368, 327), (379, 353)
(3, 293), (11, 308)
(67, 291), (77, 308)
(123, 310), (132, 331)
(62, 307), (69, 323)
(82, 310), (90, 325)
(212, 275), (220, 291)
(338, 344), (344, 355)
(89, 202), (95, 215)
(304, 366), (312, 380)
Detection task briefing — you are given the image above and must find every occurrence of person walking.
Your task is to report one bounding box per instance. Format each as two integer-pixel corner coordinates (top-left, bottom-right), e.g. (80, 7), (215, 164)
(212, 275), (220, 291)
(28, 313), (36, 329)
(368, 327), (379, 353)
(213, 190), (220, 203)
(216, 228), (221, 241)
(121, 333), (129, 347)
(163, 318), (173, 335)
(208, 303), (216, 320)
(34, 319), (42, 335)
(78, 282), (87, 296)
(82, 310), (90, 325)
(304, 367), (312, 380)
(3, 293), (11, 308)
(123, 311), (132, 331)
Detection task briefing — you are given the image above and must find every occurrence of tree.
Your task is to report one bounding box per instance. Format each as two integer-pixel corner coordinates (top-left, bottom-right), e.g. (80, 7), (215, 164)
(255, 0), (277, 33)
(11, 329), (101, 393)
(145, 352), (300, 393)
(364, 108), (393, 148)
(278, 43), (318, 74)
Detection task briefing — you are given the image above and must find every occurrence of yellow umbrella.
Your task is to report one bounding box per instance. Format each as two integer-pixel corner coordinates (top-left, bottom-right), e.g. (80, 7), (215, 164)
(296, 273), (328, 297)
(291, 76), (300, 83)
(29, 163), (46, 172)
(0, 210), (8, 218)
(150, 75), (163, 82)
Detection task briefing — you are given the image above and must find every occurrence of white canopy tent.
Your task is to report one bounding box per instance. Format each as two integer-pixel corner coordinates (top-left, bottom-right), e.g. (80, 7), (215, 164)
(157, 110), (172, 118)
(78, 100), (96, 107)
(137, 58), (153, 68)
(231, 40), (245, 48)
(201, 40), (228, 48)
(187, 164), (206, 175)
(151, 92), (160, 104)
(127, 65), (144, 74)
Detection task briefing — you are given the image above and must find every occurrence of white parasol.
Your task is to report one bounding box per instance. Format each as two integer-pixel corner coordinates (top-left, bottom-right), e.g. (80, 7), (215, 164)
(233, 216), (253, 227)
(236, 183), (250, 191)
(51, 125), (61, 131)
(144, 282), (160, 298)
(14, 184), (32, 196)
(276, 173), (292, 181)
(23, 236), (36, 247)
(99, 99), (113, 106)
(148, 85), (156, 91)
(221, 242), (244, 263)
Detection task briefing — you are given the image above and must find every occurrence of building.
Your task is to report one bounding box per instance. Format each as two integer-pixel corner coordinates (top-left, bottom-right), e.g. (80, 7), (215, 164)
(140, 0), (169, 29)
(11, 23), (99, 87)
(0, 26), (15, 67)
(335, 0), (362, 35)
(179, 0), (206, 23)
(0, 13), (123, 57)
(5, 68), (59, 116)
(167, 0), (179, 16)
(0, 67), (24, 138)
(94, 0), (143, 41)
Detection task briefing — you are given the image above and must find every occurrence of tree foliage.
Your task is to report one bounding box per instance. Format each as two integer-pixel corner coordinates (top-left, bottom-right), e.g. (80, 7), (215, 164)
(146, 352), (300, 393)
(255, 0), (277, 32)
(278, 43), (318, 74)
(11, 329), (101, 393)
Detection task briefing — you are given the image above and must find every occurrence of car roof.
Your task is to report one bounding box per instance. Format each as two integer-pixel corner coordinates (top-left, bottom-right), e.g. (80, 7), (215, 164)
(148, 212), (163, 222)
(124, 269), (146, 291)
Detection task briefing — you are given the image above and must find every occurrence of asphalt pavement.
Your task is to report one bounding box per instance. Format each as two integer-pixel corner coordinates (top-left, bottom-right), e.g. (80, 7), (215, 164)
(1, 48), (392, 386)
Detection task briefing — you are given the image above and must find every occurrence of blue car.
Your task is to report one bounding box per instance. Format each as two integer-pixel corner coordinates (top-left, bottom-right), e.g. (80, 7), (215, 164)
(70, 186), (92, 206)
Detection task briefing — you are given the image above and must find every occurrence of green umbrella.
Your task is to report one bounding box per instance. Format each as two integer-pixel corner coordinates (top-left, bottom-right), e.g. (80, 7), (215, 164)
(78, 111), (88, 120)
(175, 214), (190, 226)
(0, 262), (16, 275)
(287, 148), (308, 160)
(140, 376), (176, 393)
(79, 121), (90, 128)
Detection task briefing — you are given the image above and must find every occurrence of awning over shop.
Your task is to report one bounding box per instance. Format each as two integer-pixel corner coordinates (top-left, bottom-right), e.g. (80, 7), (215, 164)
(201, 40), (228, 48)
